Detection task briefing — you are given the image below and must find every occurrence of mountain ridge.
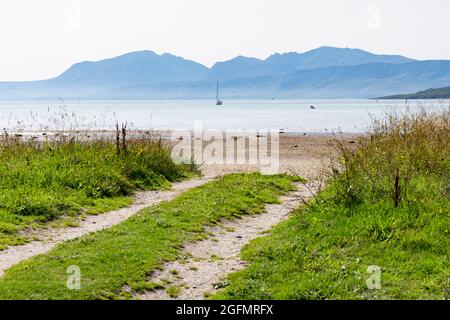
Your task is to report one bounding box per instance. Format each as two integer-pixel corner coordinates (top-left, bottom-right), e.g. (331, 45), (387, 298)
(1, 46), (449, 100)
(206, 46), (414, 80)
(89, 61), (450, 99)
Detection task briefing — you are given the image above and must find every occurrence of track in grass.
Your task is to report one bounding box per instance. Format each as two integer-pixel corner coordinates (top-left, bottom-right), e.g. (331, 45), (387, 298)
(137, 182), (316, 300)
(0, 173), (297, 299)
(0, 177), (213, 278)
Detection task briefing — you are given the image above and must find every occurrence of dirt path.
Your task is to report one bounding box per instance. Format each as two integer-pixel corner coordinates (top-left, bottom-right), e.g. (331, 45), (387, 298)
(138, 182), (316, 300)
(0, 177), (214, 278)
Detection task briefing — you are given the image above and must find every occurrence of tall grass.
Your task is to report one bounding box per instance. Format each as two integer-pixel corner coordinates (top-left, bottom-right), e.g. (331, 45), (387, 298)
(330, 107), (449, 209)
(0, 134), (195, 250)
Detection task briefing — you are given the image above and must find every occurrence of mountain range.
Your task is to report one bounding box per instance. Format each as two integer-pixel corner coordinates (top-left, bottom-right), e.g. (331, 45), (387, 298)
(1, 46), (450, 99)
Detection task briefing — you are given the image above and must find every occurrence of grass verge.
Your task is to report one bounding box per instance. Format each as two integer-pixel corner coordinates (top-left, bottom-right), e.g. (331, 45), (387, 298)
(0, 138), (194, 250)
(0, 173), (296, 300)
(214, 108), (450, 300)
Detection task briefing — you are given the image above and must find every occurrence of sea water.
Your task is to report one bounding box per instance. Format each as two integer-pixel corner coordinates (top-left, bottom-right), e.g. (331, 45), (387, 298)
(0, 99), (447, 133)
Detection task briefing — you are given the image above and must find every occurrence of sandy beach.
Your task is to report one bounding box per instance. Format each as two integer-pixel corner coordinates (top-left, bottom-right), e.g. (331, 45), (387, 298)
(164, 132), (363, 180)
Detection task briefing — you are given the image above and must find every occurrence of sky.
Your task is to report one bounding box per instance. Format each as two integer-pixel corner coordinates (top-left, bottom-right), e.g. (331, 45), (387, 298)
(0, 0), (449, 81)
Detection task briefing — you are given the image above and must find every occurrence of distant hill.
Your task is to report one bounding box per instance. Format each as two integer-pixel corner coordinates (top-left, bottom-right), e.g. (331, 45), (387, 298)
(377, 86), (450, 99)
(1, 46), (450, 99)
(0, 51), (209, 99)
(56, 51), (208, 87)
(265, 46), (413, 71)
(205, 46), (414, 80)
(206, 56), (266, 80)
(95, 60), (450, 99)
(275, 60), (450, 98)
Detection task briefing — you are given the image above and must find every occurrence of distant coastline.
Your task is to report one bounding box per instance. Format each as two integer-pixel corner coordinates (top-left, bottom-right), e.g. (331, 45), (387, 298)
(377, 86), (450, 100)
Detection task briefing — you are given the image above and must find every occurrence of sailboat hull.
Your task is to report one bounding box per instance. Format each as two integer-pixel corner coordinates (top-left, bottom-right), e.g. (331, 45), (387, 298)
(215, 80), (223, 105)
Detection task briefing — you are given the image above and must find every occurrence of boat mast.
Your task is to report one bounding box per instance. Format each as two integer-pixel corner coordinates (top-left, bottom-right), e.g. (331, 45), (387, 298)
(215, 79), (223, 105)
(216, 80), (219, 101)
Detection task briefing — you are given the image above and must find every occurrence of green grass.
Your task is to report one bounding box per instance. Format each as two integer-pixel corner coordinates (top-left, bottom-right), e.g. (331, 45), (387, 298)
(0, 139), (193, 250)
(215, 109), (450, 300)
(166, 286), (182, 298)
(0, 173), (296, 300)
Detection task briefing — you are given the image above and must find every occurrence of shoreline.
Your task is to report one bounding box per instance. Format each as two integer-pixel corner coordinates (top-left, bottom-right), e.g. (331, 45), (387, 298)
(2, 129), (367, 138)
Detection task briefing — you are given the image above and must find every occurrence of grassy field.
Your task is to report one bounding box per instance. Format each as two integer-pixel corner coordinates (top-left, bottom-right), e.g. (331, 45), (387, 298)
(0, 173), (297, 300)
(215, 109), (450, 300)
(0, 137), (193, 250)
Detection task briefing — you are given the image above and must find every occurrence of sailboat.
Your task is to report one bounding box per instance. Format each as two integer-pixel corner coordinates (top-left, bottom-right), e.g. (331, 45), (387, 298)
(216, 80), (223, 106)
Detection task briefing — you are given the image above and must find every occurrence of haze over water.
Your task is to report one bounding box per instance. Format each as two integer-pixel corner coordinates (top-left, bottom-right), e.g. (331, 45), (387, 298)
(0, 99), (447, 133)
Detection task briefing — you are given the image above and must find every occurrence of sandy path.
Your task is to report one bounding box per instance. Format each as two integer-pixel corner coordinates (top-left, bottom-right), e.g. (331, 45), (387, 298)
(0, 177), (213, 278)
(138, 182), (316, 300)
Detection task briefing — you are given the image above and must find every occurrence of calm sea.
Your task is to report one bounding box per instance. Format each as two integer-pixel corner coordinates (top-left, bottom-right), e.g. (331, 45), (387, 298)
(0, 99), (447, 133)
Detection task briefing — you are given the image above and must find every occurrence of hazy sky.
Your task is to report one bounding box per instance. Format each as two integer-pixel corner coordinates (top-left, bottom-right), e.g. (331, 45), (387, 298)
(1, 0), (449, 81)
